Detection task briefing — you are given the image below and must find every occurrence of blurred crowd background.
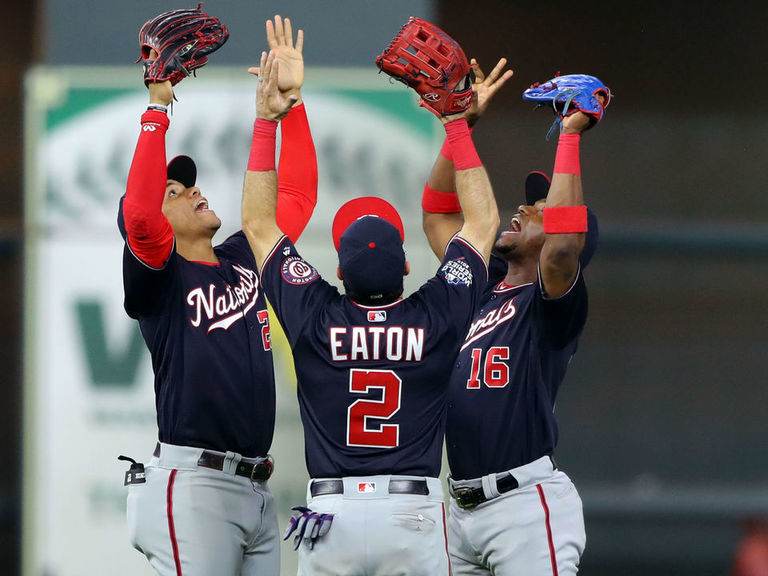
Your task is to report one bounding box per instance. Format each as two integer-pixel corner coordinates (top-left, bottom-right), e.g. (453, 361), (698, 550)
(2, 1), (768, 574)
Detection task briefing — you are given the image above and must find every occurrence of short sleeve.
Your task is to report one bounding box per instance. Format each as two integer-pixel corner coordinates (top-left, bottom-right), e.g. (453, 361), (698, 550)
(415, 234), (489, 336)
(259, 236), (339, 345)
(533, 265), (588, 349)
(122, 243), (176, 319)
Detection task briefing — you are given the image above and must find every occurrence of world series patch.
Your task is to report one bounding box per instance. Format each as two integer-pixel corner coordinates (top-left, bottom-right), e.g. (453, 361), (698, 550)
(281, 256), (319, 285)
(440, 258), (473, 286)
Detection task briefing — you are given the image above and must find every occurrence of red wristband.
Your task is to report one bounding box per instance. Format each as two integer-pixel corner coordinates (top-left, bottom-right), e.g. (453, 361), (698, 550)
(422, 183), (461, 213)
(247, 119), (278, 172)
(439, 136), (452, 162)
(553, 133), (581, 175)
(140, 109), (170, 130)
(439, 126), (472, 162)
(543, 206), (588, 233)
(444, 119), (482, 170)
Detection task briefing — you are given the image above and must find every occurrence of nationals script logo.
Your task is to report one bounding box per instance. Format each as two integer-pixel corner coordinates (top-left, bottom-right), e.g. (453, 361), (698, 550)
(460, 298), (518, 351)
(186, 264), (260, 333)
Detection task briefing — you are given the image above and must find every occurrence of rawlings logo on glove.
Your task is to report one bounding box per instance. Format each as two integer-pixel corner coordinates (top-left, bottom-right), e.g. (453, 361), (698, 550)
(523, 73), (611, 139)
(137, 3), (229, 86)
(376, 17), (474, 117)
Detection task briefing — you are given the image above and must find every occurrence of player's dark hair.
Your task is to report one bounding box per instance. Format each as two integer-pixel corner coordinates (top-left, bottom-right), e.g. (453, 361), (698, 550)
(344, 282), (404, 306)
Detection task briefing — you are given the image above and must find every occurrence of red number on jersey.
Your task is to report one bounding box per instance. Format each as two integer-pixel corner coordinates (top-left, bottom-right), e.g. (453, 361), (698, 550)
(346, 369), (402, 448)
(256, 309), (271, 351)
(466, 348), (483, 389)
(466, 346), (510, 388)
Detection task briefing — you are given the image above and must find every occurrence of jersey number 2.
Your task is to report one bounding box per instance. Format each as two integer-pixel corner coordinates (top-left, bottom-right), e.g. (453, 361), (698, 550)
(256, 310), (271, 351)
(466, 347), (510, 388)
(346, 369), (402, 448)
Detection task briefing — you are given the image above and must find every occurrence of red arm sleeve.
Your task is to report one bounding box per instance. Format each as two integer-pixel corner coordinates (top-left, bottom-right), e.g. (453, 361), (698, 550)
(122, 110), (174, 268)
(275, 103), (318, 243)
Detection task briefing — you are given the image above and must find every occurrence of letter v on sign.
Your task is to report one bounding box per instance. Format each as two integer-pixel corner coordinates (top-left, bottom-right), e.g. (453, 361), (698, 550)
(75, 300), (145, 388)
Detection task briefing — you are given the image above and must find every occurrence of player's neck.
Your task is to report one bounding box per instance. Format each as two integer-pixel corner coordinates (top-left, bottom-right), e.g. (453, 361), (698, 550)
(503, 260), (537, 287)
(176, 237), (219, 264)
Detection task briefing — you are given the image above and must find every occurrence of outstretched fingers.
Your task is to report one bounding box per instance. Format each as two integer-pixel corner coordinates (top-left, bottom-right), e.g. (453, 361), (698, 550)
(262, 51), (277, 90)
(479, 57), (514, 89)
(283, 16), (295, 49)
(294, 26), (304, 54)
(470, 58), (485, 83)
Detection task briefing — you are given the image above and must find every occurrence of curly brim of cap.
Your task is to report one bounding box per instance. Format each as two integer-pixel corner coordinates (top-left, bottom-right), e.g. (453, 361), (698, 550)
(332, 196), (404, 251)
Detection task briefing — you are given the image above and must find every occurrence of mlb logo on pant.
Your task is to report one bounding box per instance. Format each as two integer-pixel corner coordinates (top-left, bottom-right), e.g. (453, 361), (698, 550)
(358, 482), (377, 493)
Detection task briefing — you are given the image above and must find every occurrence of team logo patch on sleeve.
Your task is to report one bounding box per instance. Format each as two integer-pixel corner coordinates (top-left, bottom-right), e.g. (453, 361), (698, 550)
(281, 256), (319, 285)
(440, 258), (473, 286)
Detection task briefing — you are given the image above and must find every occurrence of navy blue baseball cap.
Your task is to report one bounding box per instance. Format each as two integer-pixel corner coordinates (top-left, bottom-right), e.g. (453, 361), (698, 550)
(525, 171), (599, 268)
(167, 155), (197, 188)
(332, 197), (406, 301)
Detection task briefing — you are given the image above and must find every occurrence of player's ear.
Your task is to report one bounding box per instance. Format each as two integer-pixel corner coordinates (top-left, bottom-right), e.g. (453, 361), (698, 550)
(336, 266), (344, 281)
(404, 261), (410, 277)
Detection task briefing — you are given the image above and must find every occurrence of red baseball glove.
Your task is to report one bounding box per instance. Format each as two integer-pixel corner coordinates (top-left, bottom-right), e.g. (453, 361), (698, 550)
(137, 3), (229, 86)
(376, 17), (474, 117)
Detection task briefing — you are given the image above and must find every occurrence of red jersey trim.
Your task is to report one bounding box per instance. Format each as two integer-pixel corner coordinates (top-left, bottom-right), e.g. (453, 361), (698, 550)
(451, 234), (489, 281)
(349, 298), (404, 310)
(262, 235), (289, 273)
(493, 280), (534, 294)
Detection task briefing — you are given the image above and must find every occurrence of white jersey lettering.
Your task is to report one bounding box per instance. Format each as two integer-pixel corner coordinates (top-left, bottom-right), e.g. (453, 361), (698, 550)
(351, 327), (370, 360)
(186, 265), (260, 332)
(461, 299), (518, 351)
(331, 327), (348, 360)
(369, 327), (385, 360)
(328, 326), (424, 362)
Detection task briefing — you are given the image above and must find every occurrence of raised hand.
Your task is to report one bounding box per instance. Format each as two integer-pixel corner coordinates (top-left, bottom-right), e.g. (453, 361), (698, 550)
(146, 50), (174, 106)
(465, 58), (514, 127)
(249, 15), (304, 96)
(255, 50), (298, 122)
(561, 93), (606, 134)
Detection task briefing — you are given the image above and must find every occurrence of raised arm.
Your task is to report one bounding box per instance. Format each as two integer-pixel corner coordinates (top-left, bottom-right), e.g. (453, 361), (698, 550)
(422, 58), (513, 259)
(247, 15), (317, 243)
(538, 106), (599, 297)
(121, 76), (175, 268)
(441, 113), (500, 263)
(242, 51), (299, 271)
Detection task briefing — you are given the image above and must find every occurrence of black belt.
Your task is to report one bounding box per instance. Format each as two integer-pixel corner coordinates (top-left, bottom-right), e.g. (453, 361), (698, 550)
(153, 443), (273, 482)
(311, 478), (429, 497)
(450, 473), (519, 509)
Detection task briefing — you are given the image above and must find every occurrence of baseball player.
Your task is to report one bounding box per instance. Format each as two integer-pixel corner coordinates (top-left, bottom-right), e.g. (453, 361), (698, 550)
(242, 49), (499, 575)
(119, 15), (316, 576)
(422, 64), (607, 575)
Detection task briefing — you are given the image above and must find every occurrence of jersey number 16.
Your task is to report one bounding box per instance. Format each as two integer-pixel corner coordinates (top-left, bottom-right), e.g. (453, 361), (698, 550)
(466, 346), (510, 389)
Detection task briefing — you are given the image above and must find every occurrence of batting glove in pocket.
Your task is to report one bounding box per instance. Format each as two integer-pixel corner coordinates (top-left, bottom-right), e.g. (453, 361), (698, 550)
(283, 506), (334, 550)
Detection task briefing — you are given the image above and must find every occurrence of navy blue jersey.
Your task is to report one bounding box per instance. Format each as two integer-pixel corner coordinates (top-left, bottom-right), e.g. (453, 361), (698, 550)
(122, 229), (275, 457)
(446, 254), (588, 480)
(260, 235), (487, 478)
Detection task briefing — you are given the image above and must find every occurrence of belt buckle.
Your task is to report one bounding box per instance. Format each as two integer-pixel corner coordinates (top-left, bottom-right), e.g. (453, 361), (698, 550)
(250, 455), (274, 482)
(452, 486), (482, 510)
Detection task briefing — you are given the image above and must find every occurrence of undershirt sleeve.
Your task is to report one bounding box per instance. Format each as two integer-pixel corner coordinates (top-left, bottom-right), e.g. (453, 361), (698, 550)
(121, 109), (174, 269)
(275, 103), (318, 243)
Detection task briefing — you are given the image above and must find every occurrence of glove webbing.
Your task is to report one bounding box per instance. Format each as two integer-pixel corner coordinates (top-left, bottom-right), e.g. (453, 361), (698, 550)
(546, 89), (578, 141)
